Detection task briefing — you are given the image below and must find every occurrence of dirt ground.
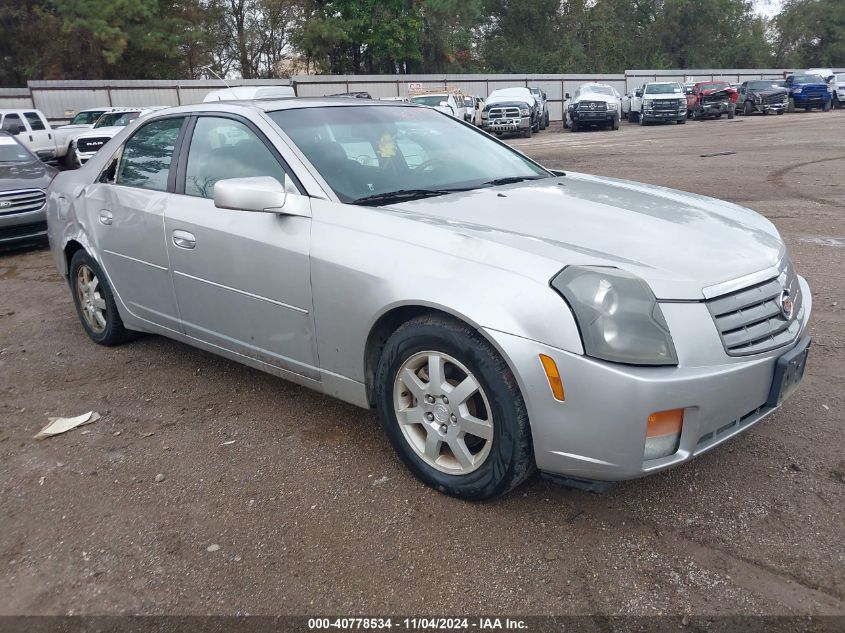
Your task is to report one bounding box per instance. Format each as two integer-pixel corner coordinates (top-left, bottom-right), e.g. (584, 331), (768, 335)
(1, 110), (843, 619)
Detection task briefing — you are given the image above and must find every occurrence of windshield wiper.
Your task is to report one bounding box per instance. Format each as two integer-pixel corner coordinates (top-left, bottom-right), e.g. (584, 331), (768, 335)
(351, 188), (463, 206)
(482, 175), (546, 187)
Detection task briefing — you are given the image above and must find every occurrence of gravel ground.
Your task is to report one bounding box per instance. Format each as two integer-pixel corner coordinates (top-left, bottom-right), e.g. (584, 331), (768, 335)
(1, 110), (843, 618)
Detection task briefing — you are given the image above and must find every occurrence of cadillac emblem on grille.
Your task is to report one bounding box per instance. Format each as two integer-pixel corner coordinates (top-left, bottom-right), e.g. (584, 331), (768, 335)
(780, 291), (794, 320)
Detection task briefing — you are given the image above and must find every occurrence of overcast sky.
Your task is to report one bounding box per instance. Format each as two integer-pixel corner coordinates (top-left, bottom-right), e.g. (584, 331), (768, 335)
(754, 0), (785, 18)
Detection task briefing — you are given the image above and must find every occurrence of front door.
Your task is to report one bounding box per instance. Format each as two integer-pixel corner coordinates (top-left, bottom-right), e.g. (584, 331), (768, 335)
(22, 111), (54, 159)
(87, 115), (187, 332)
(164, 114), (317, 378)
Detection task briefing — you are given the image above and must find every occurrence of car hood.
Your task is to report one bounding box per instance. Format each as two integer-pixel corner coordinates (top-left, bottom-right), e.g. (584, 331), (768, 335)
(0, 160), (55, 190)
(749, 87), (788, 98)
(574, 94), (618, 104)
(385, 173), (784, 300)
(56, 123), (94, 131)
(76, 126), (124, 139)
(488, 94), (535, 107)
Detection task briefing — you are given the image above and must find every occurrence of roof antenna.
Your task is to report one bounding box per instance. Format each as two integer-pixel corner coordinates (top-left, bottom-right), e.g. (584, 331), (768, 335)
(202, 65), (232, 100)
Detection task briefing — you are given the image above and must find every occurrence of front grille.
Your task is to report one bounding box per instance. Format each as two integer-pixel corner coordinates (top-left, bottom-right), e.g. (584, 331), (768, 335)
(706, 260), (802, 356)
(0, 221), (47, 242)
(0, 189), (46, 216)
(488, 107), (521, 120)
(762, 93), (786, 105)
(650, 99), (683, 112)
(76, 136), (110, 153)
(577, 101), (607, 111)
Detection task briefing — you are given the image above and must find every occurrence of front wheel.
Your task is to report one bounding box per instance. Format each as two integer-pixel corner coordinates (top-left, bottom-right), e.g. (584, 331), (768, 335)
(727, 109), (735, 119)
(788, 98), (796, 113)
(69, 250), (137, 346)
(570, 120), (579, 132)
(611, 115), (619, 130)
(677, 118), (686, 124)
(744, 101), (753, 116)
(823, 100), (831, 112)
(523, 126), (532, 138)
(638, 112), (647, 126)
(375, 316), (534, 499)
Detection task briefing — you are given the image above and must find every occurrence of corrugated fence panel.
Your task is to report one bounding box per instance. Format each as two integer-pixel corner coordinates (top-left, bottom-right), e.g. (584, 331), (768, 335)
(0, 89), (34, 109)
(176, 87), (218, 104)
(33, 89), (111, 120)
(345, 81), (400, 98)
(109, 88), (180, 107)
(296, 82), (348, 97)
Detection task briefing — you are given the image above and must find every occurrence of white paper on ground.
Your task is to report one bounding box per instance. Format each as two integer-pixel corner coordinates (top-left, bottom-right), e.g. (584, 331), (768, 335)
(34, 411), (101, 440)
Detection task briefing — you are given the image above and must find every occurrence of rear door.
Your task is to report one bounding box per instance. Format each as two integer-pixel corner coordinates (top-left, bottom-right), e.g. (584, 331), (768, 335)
(22, 111), (54, 159)
(86, 115), (188, 332)
(164, 114), (317, 378)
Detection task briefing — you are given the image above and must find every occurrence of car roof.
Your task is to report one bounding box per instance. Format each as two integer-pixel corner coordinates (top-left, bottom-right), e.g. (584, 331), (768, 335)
(140, 98), (420, 119)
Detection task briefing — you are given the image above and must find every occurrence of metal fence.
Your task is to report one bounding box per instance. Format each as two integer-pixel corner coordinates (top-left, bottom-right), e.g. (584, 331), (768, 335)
(2, 69), (841, 123)
(1, 79), (292, 123)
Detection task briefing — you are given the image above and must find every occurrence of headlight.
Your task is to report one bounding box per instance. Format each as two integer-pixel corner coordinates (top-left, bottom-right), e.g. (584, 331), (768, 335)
(551, 266), (678, 366)
(519, 107), (530, 116)
(643, 99), (653, 106)
(568, 104), (576, 111)
(792, 87), (802, 93)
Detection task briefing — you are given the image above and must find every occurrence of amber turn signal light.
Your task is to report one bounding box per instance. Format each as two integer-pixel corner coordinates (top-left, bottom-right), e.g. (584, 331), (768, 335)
(646, 408), (685, 437)
(539, 354), (565, 401)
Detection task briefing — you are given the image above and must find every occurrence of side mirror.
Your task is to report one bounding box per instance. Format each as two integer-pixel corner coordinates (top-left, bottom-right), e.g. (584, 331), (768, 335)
(564, 93), (570, 100)
(7, 124), (23, 136)
(213, 177), (301, 215)
(635, 90), (643, 98)
(439, 101), (449, 108)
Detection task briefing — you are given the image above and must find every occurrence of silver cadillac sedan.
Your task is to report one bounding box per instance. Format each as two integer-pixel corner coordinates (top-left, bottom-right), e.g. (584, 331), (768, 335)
(46, 99), (811, 499)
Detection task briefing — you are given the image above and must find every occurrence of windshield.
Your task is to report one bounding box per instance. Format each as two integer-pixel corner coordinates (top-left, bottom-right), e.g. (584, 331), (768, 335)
(94, 112), (131, 128)
(792, 74), (824, 83)
(645, 84), (682, 94)
(582, 85), (614, 96)
(268, 105), (549, 204)
(0, 135), (33, 162)
(409, 95), (447, 107)
(112, 112), (141, 126)
(746, 81), (781, 90)
(464, 97), (473, 107)
(700, 82), (730, 91)
(69, 110), (106, 125)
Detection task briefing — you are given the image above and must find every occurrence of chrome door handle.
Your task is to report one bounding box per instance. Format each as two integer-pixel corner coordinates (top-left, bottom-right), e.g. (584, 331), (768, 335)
(99, 210), (113, 225)
(172, 230), (196, 249)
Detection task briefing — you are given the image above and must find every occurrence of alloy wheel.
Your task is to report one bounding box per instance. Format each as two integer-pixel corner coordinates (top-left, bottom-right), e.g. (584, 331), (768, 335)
(393, 351), (494, 475)
(75, 264), (107, 333)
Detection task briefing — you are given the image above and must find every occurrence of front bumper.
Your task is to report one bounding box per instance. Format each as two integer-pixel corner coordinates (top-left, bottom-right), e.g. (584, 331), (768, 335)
(75, 149), (97, 165)
(0, 207), (47, 245)
(753, 102), (787, 114)
(571, 110), (615, 124)
(792, 94), (831, 107)
(482, 117), (530, 134)
(642, 110), (685, 122)
(483, 275), (812, 481)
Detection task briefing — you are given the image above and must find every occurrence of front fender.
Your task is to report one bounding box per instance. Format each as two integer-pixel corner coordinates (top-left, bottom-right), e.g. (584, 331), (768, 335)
(308, 200), (584, 384)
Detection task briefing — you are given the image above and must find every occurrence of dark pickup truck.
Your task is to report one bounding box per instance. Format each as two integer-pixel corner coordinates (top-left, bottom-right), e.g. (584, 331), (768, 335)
(737, 80), (788, 116)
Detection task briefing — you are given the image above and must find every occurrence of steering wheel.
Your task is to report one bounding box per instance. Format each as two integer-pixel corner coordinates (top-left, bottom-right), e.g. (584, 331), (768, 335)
(413, 158), (447, 173)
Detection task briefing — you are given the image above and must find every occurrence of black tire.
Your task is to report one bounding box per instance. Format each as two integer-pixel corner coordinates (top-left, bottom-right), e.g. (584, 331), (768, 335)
(677, 118), (686, 124)
(744, 101), (753, 116)
(523, 126), (532, 138)
(776, 110), (784, 115)
(544, 111), (549, 128)
(570, 119), (579, 132)
(823, 100), (831, 112)
(805, 107), (811, 112)
(638, 112), (647, 126)
(629, 111), (638, 124)
(611, 115), (619, 130)
(788, 97), (795, 113)
(61, 146), (77, 169)
(374, 314), (535, 500)
(727, 109), (734, 119)
(69, 250), (137, 346)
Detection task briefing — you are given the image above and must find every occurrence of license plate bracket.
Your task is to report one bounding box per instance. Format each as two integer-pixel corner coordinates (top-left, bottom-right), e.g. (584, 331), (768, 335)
(766, 337), (810, 408)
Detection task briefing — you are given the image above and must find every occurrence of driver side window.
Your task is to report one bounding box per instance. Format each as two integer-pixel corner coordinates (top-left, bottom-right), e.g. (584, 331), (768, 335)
(184, 116), (290, 199)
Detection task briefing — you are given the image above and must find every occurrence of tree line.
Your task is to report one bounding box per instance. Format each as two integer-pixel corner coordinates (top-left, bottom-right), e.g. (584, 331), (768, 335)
(0, 0), (842, 86)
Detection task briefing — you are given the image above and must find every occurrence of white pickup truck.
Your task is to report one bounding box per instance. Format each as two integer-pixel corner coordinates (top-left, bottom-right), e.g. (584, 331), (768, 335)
(0, 107), (117, 165)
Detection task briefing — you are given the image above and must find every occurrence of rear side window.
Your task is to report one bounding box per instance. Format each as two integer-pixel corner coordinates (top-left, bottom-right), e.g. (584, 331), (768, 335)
(117, 117), (185, 191)
(184, 116), (289, 199)
(24, 112), (45, 130)
(2, 113), (23, 132)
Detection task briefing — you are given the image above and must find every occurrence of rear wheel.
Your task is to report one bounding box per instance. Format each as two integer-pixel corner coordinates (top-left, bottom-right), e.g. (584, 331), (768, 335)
(374, 315), (534, 500)
(69, 250), (137, 346)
